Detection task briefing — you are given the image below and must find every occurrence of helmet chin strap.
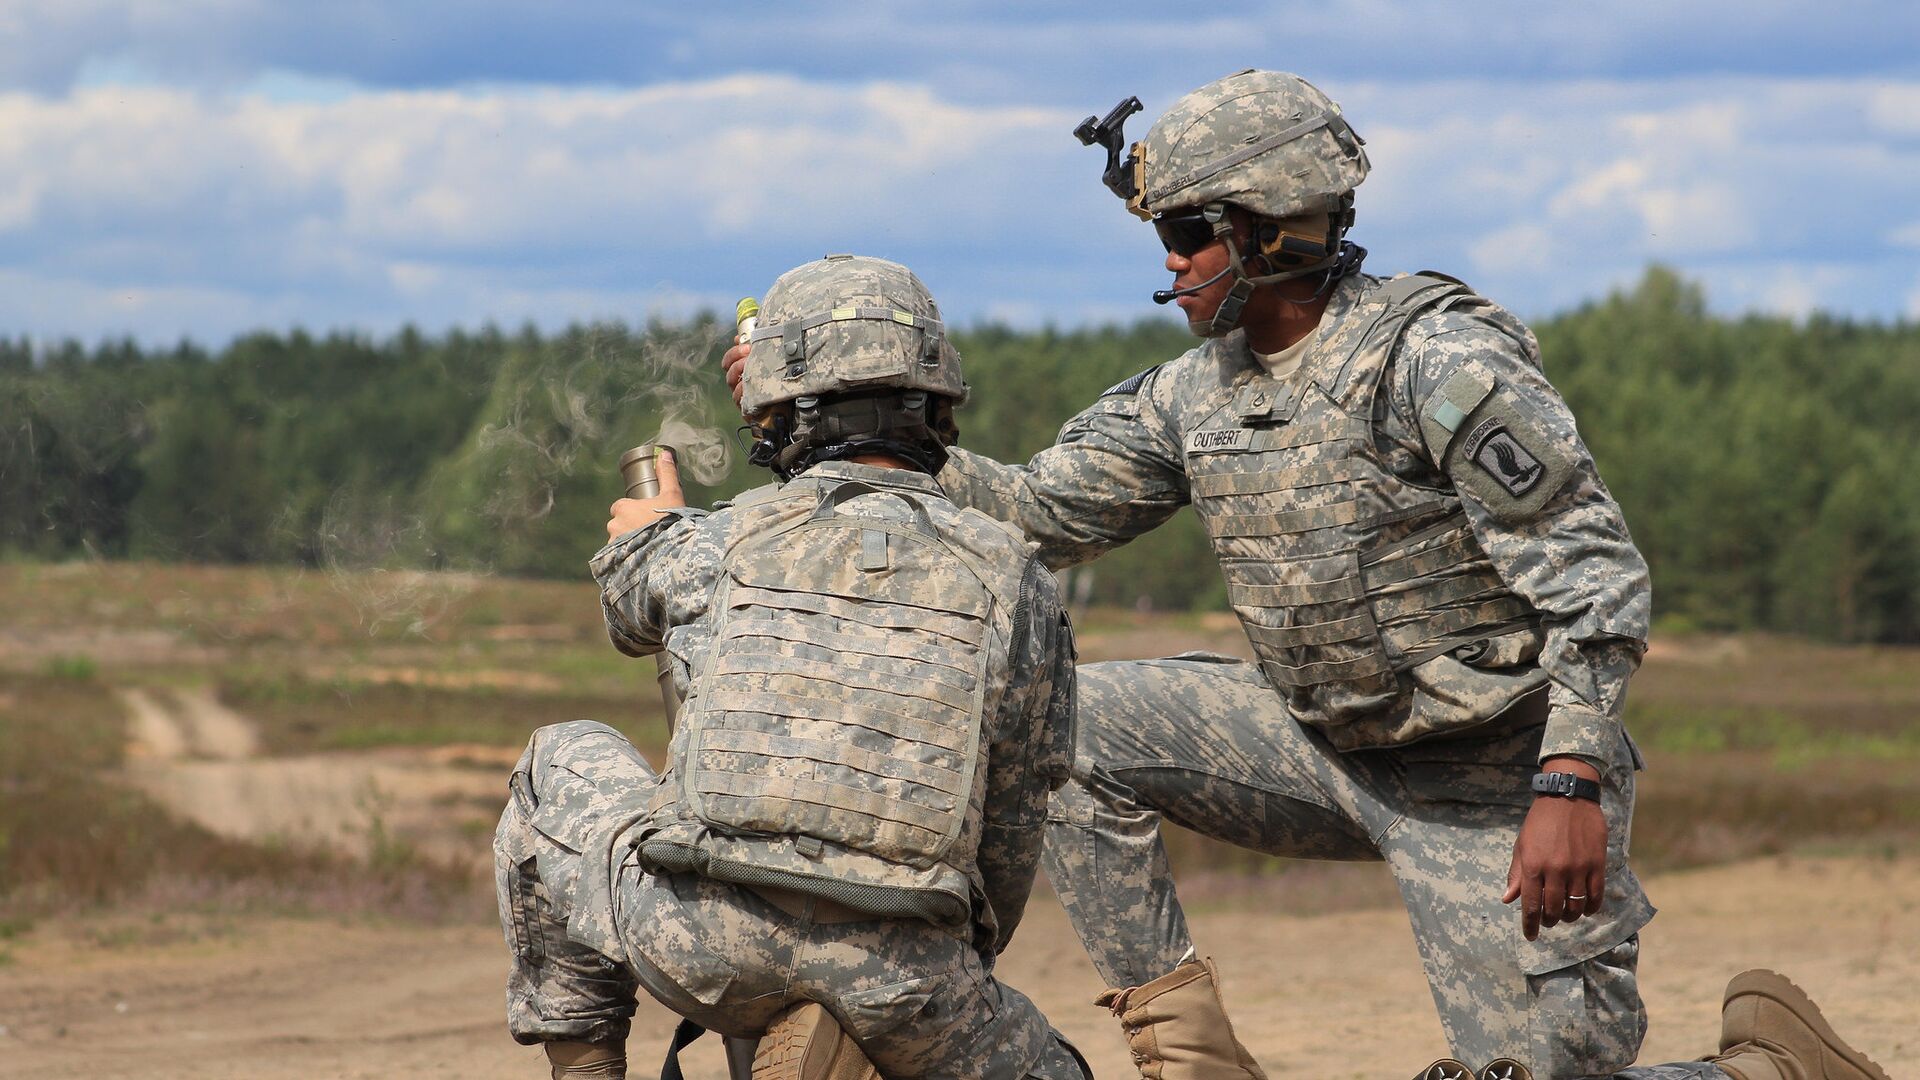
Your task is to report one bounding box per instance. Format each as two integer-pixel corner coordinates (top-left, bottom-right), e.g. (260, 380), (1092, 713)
(1195, 205), (1358, 338)
(1198, 233), (1351, 338)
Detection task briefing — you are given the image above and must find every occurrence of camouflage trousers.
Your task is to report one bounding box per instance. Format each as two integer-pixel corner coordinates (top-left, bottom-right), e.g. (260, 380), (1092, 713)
(495, 720), (1088, 1080)
(1044, 655), (1725, 1080)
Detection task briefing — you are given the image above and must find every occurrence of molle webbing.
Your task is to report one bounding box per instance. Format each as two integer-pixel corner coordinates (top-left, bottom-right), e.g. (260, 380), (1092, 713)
(725, 583), (982, 641)
(677, 484), (1000, 881)
(692, 609), (983, 863)
(1241, 513), (1524, 692)
(1184, 275), (1538, 734)
(723, 615), (977, 672)
(1190, 458), (1357, 498)
(1260, 650), (1390, 688)
(1204, 500), (1363, 538)
(1227, 575), (1360, 608)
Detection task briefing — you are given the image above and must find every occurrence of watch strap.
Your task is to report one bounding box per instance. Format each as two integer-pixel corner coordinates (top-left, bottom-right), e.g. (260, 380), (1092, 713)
(1530, 771), (1601, 803)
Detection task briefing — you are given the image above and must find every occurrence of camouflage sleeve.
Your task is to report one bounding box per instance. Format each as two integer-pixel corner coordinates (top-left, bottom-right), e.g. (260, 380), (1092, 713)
(938, 367), (1190, 571)
(1387, 317), (1651, 768)
(587, 508), (716, 657)
(976, 560), (1075, 956)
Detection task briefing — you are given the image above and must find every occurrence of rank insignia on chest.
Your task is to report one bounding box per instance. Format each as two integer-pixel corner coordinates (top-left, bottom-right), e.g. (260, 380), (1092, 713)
(1185, 428), (1255, 454)
(1466, 421), (1545, 496)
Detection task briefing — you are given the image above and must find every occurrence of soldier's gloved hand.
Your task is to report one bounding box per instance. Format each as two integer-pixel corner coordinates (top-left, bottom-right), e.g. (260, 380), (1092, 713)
(1502, 756), (1607, 941)
(606, 449), (685, 539)
(722, 339), (750, 411)
(545, 1039), (626, 1079)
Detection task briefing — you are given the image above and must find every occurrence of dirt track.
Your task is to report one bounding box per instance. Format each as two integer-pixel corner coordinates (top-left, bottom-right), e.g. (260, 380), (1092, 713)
(112, 683), (511, 865)
(1, 855), (1913, 1079)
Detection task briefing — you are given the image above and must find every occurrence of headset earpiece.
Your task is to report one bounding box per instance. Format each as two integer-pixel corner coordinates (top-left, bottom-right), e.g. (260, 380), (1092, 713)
(1257, 212), (1334, 268)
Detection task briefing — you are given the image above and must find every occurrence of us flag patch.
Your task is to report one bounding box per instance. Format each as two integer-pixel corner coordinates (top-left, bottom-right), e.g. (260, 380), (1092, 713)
(1102, 364), (1162, 397)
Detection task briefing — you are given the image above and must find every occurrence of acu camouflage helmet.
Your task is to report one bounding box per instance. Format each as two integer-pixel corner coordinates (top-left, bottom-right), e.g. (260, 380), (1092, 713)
(739, 254), (967, 416)
(1128, 69), (1369, 222)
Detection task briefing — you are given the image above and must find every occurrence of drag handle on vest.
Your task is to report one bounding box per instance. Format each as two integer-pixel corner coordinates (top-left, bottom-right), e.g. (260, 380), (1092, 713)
(614, 442), (685, 728)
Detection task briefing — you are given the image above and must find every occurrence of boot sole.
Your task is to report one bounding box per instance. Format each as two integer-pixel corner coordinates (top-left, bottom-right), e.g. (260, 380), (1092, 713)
(1724, 969), (1893, 1080)
(752, 1002), (872, 1080)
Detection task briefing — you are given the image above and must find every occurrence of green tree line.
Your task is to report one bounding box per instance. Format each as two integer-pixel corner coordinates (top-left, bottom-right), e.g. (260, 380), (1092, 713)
(3, 268), (1916, 642)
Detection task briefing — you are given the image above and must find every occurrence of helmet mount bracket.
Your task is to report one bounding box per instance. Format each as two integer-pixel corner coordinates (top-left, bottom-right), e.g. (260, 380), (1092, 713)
(1073, 96), (1144, 205)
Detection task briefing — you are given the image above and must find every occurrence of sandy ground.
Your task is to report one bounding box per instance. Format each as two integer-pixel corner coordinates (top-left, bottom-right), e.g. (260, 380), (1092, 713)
(0, 855), (1913, 1079)
(4, 638), (1913, 1077)
(112, 682), (512, 866)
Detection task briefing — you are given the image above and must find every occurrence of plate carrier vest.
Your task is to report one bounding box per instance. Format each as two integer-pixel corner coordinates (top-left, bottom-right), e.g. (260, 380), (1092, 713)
(1185, 274), (1549, 748)
(638, 480), (1037, 927)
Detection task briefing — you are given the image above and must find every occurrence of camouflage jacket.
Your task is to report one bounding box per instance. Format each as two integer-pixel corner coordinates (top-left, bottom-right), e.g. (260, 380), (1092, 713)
(590, 460), (1075, 957)
(941, 272), (1650, 766)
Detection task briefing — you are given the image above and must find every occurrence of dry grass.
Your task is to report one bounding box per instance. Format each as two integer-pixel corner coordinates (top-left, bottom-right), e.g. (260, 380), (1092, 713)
(0, 669), (478, 923)
(218, 672), (667, 757)
(2, 561), (1915, 923)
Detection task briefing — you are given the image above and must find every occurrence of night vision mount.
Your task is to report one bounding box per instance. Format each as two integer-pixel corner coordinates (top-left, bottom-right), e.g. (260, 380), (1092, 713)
(1073, 95), (1143, 204)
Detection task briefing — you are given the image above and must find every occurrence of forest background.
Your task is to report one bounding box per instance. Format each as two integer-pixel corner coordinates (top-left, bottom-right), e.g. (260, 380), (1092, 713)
(5, 264), (1917, 645)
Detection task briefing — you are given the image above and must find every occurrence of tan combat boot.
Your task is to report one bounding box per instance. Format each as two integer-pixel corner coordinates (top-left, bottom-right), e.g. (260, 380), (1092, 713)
(1097, 958), (1268, 1079)
(545, 1039), (626, 1079)
(1708, 970), (1891, 1080)
(752, 1001), (881, 1080)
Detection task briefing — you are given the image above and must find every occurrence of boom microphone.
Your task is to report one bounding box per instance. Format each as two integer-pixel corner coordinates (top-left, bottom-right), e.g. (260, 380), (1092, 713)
(1152, 264), (1234, 304)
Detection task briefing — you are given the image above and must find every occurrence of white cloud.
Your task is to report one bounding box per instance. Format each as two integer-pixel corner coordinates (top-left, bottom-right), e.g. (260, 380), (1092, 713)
(0, 75), (1090, 340)
(1697, 261), (1868, 322)
(2, 69), (1919, 342)
(1867, 84), (1920, 136)
(1468, 224), (1558, 277)
(1338, 75), (1920, 319)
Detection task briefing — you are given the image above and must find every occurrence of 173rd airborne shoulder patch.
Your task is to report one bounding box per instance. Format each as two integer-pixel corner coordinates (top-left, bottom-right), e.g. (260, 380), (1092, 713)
(1420, 368), (1574, 523)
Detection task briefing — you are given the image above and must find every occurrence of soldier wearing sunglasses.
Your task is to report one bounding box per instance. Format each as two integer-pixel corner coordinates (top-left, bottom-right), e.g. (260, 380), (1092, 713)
(722, 70), (1888, 1080)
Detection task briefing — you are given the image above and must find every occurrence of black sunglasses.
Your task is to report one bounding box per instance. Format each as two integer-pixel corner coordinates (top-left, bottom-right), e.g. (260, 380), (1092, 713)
(1152, 210), (1222, 257)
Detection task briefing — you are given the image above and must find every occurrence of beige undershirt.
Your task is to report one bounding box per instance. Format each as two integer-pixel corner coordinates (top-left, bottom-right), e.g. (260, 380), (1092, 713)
(1252, 325), (1318, 381)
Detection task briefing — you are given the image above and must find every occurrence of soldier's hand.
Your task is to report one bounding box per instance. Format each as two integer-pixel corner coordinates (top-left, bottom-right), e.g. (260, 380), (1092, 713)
(723, 339), (750, 410)
(606, 450), (685, 539)
(1502, 757), (1607, 941)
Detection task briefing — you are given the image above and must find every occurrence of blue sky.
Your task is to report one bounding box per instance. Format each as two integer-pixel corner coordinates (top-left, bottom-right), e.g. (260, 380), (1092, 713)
(3, 2), (1917, 344)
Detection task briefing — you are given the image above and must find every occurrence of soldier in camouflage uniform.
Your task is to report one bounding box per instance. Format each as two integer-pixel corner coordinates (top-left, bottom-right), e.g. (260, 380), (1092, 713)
(719, 72), (1891, 1080)
(497, 256), (1089, 1080)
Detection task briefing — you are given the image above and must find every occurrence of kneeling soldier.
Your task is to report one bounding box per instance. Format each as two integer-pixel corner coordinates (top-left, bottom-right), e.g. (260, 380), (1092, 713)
(494, 255), (1090, 1080)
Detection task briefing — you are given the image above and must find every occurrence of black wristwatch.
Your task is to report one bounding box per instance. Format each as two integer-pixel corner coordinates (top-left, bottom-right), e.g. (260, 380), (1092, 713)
(1531, 771), (1602, 803)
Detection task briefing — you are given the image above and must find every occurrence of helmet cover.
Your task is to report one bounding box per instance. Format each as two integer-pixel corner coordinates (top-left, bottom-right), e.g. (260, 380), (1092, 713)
(739, 255), (966, 416)
(1131, 70), (1369, 221)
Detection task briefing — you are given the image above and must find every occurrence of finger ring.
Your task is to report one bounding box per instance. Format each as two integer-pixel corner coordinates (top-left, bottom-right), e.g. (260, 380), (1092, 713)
(1567, 893), (1587, 901)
